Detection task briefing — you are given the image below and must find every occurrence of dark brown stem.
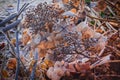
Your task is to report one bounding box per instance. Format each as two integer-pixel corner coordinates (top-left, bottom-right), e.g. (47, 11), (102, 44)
(87, 14), (120, 23)
(105, 0), (120, 12)
(106, 45), (120, 56)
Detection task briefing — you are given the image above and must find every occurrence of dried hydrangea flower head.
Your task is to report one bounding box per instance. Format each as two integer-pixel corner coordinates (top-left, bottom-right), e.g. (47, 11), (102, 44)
(22, 2), (64, 33)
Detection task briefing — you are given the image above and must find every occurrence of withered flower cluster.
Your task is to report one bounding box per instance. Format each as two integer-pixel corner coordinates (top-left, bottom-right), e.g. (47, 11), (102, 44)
(53, 32), (99, 61)
(22, 2), (64, 32)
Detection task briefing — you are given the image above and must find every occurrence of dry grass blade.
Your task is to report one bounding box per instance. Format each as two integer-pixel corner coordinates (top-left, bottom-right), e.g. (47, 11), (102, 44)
(90, 54), (111, 69)
(106, 45), (120, 57)
(87, 14), (120, 23)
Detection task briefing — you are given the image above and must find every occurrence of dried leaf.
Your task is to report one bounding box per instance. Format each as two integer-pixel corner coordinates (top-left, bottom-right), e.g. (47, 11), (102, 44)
(62, 0), (69, 4)
(64, 42), (69, 47)
(29, 60), (36, 72)
(70, 8), (77, 13)
(46, 41), (56, 49)
(81, 27), (95, 39)
(37, 40), (56, 50)
(11, 38), (16, 46)
(109, 22), (119, 27)
(67, 62), (76, 72)
(0, 42), (5, 50)
(66, 61), (90, 73)
(1, 69), (9, 78)
(96, 28), (104, 33)
(54, 61), (64, 67)
(54, 67), (65, 76)
(71, 0), (80, 8)
(47, 66), (65, 80)
(35, 70), (41, 77)
(38, 49), (47, 58)
(40, 63), (47, 70)
(78, 63), (90, 72)
(45, 22), (54, 32)
(44, 59), (54, 67)
(22, 32), (30, 45)
(7, 58), (17, 69)
(47, 67), (54, 79)
(37, 41), (46, 50)
(94, 0), (107, 12)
